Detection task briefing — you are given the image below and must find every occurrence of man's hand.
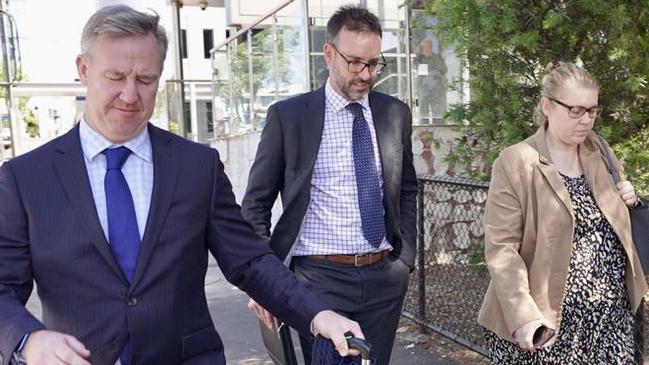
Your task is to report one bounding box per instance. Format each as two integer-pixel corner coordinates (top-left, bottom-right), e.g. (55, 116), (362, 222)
(248, 298), (275, 329)
(617, 180), (639, 207)
(311, 310), (364, 357)
(22, 330), (91, 365)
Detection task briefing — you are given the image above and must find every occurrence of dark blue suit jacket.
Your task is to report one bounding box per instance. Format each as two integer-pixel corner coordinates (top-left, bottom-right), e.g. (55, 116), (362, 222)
(241, 87), (418, 266)
(0, 124), (327, 365)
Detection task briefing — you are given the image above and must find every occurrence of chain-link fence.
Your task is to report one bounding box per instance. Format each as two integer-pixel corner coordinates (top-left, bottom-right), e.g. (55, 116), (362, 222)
(402, 174), (647, 361)
(401, 174), (490, 355)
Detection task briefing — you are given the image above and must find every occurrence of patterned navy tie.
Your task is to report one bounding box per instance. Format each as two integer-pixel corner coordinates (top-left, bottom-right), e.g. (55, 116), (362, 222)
(347, 102), (386, 247)
(103, 146), (140, 365)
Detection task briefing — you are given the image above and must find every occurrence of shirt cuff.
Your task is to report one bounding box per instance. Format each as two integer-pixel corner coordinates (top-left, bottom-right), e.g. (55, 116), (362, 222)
(310, 317), (316, 336)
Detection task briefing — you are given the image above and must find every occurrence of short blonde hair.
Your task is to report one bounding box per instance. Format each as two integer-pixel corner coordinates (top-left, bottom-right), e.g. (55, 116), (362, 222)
(533, 61), (599, 127)
(81, 5), (168, 68)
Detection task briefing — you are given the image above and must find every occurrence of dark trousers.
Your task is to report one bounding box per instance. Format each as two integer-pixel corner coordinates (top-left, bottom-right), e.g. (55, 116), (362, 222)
(292, 255), (410, 365)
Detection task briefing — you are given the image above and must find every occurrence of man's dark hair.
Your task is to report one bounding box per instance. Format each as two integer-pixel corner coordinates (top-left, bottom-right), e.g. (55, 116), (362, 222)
(326, 5), (382, 42)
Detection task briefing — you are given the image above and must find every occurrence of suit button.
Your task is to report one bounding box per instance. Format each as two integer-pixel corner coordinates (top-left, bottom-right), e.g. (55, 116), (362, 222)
(127, 297), (138, 306)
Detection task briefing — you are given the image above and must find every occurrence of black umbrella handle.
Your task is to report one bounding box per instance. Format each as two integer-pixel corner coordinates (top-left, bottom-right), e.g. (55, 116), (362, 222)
(344, 332), (372, 360)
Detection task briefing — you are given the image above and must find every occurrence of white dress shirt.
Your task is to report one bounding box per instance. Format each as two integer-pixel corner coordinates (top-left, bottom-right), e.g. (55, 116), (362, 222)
(79, 118), (153, 242)
(293, 80), (391, 256)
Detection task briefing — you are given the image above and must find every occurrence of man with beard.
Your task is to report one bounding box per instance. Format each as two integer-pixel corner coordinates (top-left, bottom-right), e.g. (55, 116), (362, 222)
(241, 5), (417, 365)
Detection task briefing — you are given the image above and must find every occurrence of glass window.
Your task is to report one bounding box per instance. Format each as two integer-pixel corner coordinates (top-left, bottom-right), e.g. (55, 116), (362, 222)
(206, 101), (213, 133)
(203, 29), (214, 59)
(183, 101), (191, 133)
(410, 11), (464, 125)
(181, 29), (188, 59)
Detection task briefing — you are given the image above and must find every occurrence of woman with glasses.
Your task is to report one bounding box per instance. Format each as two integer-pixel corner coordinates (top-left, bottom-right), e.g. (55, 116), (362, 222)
(478, 61), (647, 364)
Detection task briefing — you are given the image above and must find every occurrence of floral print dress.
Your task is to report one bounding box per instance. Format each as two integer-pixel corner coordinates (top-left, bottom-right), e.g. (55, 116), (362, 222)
(484, 173), (636, 364)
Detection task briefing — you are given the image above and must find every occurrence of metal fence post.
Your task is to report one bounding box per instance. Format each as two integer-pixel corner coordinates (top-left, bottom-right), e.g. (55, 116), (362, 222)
(417, 179), (426, 331)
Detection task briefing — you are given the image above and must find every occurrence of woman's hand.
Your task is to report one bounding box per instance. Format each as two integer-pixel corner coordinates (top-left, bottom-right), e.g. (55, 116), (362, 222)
(513, 318), (554, 351)
(617, 181), (639, 207)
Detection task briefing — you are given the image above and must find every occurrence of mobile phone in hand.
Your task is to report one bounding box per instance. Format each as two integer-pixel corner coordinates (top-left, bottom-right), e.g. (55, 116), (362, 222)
(532, 325), (555, 349)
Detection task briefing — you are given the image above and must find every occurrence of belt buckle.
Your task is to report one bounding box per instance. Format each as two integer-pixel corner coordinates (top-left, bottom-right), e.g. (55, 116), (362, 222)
(354, 253), (369, 267)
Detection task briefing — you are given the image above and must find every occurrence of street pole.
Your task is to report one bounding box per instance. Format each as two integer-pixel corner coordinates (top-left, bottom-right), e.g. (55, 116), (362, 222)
(0, 0), (16, 158)
(171, 0), (187, 138)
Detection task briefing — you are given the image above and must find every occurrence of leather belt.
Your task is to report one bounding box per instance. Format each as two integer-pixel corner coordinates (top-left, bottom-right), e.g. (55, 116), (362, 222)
(307, 250), (390, 267)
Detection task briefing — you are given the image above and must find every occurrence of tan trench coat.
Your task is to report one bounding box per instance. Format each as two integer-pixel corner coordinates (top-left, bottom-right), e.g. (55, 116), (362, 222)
(477, 127), (647, 344)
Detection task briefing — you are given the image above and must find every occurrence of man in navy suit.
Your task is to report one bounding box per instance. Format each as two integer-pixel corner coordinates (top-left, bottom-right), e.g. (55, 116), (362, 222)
(242, 5), (417, 365)
(0, 5), (362, 365)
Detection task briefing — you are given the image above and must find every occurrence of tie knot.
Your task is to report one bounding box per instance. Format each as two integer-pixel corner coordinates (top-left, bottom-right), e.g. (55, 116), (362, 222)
(103, 146), (132, 170)
(346, 102), (364, 119)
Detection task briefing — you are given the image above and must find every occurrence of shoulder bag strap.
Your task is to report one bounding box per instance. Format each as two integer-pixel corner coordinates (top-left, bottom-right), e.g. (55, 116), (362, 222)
(595, 135), (621, 185)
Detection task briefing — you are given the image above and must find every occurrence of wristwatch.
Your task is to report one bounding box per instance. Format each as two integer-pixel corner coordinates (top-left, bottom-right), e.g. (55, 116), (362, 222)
(11, 333), (29, 365)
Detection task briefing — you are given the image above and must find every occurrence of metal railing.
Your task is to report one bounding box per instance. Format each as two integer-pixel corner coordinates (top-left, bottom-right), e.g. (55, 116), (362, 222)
(403, 174), (647, 361)
(164, 79), (214, 142)
(209, 0), (308, 136)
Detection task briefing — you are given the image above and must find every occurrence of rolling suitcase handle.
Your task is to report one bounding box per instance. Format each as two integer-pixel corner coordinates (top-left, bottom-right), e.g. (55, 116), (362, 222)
(344, 332), (372, 365)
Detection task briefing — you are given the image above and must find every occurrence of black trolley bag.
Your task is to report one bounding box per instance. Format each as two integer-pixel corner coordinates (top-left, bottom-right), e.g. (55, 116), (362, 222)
(343, 334), (373, 365)
(258, 319), (299, 365)
(259, 321), (374, 365)
(311, 332), (374, 365)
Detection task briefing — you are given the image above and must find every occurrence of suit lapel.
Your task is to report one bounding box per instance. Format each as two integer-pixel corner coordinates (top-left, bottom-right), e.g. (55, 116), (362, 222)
(302, 87), (326, 171)
(530, 129), (574, 219)
(52, 126), (125, 281)
(536, 162), (574, 219)
(581, 142), (636, 268)
(130, 125), (179, 291)
(368, 92), (394, 196)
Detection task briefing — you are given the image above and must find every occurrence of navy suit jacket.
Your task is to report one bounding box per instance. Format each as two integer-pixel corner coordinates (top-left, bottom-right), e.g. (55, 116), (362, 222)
(0, 124), (327, 365)
(241, 87), (418, 266)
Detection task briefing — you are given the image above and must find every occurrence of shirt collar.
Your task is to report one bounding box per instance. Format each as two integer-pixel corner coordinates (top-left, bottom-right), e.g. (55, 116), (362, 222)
(325, 79), (370, 113)
(79, 116), (152, 164)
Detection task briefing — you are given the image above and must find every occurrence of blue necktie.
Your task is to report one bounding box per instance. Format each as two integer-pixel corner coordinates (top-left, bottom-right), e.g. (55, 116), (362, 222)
(103, 146), (140, 365)
(347, 103), (386, 247)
